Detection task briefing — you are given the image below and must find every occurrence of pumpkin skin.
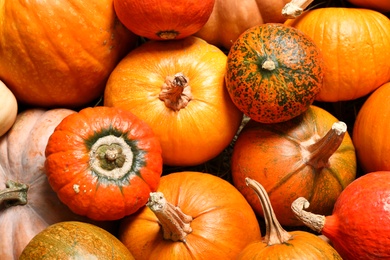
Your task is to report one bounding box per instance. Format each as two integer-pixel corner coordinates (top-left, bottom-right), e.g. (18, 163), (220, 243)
(194, 0), (291, 50)
(119, 171), (261, 260)
(347, 0), (390, 12)
(352, 82), (390, 173)
(45, 106), (163, 221)
(0, 109), (113, 260)
(292, 171), (390, 260)
(285, 8), (390, 102)
(20, 221), (134, 259)
(226, 23), (324, 124)
(104, 36), (243, 166)
(0, 80), (17, 136)
(114, 0), (215, 40)
(0, 0), (138, 108)
(231, 105), (356, 226)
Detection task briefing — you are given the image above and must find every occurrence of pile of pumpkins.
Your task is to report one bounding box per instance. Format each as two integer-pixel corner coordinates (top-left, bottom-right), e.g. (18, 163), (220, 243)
(1, 0), (390, 259)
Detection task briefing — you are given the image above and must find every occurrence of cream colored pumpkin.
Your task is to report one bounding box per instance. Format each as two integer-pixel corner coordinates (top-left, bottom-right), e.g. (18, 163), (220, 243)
(0, 80), (17, 137)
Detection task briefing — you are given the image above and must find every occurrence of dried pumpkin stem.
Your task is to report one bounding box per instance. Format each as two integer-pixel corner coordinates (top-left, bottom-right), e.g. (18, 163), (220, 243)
(147, 191), (193, 243)
(0, 180), (29, 209)
(305, 121), (347, 169)
(291, 197), (325, 233)
(245, 177), (292, 245)
(282, 0), (314, 18)
(159, 72), (193, 111)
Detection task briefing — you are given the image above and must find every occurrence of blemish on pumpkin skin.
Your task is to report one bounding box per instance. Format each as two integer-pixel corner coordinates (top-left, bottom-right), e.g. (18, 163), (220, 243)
(73, 184), (80, 194)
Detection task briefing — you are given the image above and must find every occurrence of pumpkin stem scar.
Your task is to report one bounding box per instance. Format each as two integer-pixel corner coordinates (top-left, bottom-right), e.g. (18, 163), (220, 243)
(262, 58), (276, 71)
(291, 197), (325, 233)
(0, 180), (29, 209)
(147, 191), (193, 242)
(156, 30), (180, 40)
(282, 0), (314, 18)
(159, 72), (193, 111)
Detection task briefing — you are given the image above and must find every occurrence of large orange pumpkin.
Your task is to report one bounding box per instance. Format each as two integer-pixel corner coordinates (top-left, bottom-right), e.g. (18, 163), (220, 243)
(104, 36), (243, 166)
(0, 0), (138, 108)
(285, 7), (390, 102)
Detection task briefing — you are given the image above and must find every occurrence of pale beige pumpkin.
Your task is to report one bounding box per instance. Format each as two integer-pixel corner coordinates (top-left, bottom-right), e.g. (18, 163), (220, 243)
(0, 80), (17, 137)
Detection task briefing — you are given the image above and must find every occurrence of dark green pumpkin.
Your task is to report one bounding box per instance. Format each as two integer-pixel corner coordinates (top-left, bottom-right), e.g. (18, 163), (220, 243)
(225, 23), (324, 123)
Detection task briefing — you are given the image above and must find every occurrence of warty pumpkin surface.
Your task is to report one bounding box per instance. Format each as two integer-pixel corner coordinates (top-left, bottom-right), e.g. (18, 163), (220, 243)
(225, 23), (324, 123)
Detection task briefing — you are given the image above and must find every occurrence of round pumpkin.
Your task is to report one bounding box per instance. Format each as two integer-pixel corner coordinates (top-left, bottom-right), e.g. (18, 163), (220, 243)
(119, 171), (261, 260)
(0, 80), (17, 136)
(104, 36), (243, 166)
(194, 0), (291, 50)
(20, 221), (134, 259)
(45, 106), (163, 221)
(347, 0), (390, 12)
(0, 0), (138, 108)
(0, 108), (114, 260)
(292, 171), (390, 260)
(352, 82), (390, 173)
(114, 0), (215, 40)
(231, 105), (357, 226)
(285, 7), (390, 102)
(225, 23), (324, 124)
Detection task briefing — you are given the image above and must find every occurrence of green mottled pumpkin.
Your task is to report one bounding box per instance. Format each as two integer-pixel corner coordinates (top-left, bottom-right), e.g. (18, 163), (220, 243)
(226, 23), (324, 123)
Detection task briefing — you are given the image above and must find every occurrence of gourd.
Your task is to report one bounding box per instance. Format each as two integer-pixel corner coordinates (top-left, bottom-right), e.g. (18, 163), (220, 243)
(45, 106), (163, 221)
(0, 80), (17, 136)
(292, 171), (390, 260)
(225, 23), (324, 123)
(104, 36), (243, 166)
(231, 105), (356, 226)
(119, 171), (261, 260)
(20, 221), (134, 259)
(238, 178), (342, 259)
(0, 0), (138, 108)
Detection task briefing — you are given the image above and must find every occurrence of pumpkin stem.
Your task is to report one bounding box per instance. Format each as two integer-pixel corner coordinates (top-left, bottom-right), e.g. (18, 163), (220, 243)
(159, 73), (193, 111)
(0, 180), (29, 209)
(304, 121), (347, 169)
(147, 191), (193, 242)
(245, 177), (292, 245)
(291, 197), (325, 233)
(282, 0), (314, 18)
(262, 58), (276, 71)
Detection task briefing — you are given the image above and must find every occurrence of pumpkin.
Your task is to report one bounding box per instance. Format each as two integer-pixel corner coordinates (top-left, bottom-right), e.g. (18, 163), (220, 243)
(0, 80), (17, 136)
(20, 221), (134, 259)
(347, 0), (390, 12)
(194, 0), (292, 50)
(0, 108), (114, 260)
(225, 23), (324, 124)
(119, 171), (261, 260)
(231, 105), (357, 226)
(284, 6), (390, 102)
(45, 106), (163, 221)
(114, 0), (215, 40)
(292, 171), (390, 260)
(238, 178), (342, 259)
(352, 82), (390, 173)
(104, 36), (243, 166)
(0, 0), (138, 108)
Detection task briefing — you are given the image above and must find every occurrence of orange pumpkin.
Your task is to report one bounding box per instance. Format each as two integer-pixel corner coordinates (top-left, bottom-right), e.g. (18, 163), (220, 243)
(231, 105), (356, 226)
(0, 80), (17, 137)
(347, 0), (390, 12)
(285, 7), (390, 102)
(0, 0), (138, 108)
(104, 36), (243, 166)
(119, 171), (261, 259)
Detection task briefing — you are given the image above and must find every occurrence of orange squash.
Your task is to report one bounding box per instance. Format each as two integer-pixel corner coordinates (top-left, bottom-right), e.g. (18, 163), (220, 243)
(347, 0), (390, 12)
(0, 80), (17, 137)
(104, 36), (243, 166)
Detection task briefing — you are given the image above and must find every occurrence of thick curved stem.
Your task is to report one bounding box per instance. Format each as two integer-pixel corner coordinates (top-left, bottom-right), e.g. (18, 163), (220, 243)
(147, 192), (193, 243)
(291, 197), (325, 233)
(282, 0), (314, 18)
(245, 178), (292, 245)
(159, 73), (193, 111)
(0, 180), (29, 209)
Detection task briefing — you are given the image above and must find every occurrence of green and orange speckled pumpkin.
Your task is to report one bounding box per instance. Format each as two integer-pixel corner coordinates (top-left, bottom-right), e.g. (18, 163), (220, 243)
(226, 23), (324, 123)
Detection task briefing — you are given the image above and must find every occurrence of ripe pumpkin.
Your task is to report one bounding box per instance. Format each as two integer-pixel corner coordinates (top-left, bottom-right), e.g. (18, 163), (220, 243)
(285, 7), (390, 102)
(238, 178), (342, 259)
(0, 0), (138, 108)
(114, 0), (215, 40)
(104, 36), (243, 166)
(45, 106), (163, 221)
(0, 108), (114, 260)
(225, 23), (324, 124)
(20, 221), (134, 259)
(231, 105), (356, 226)
(194, 0), (292, 50)
(347, 0), (390, 12)
(353, 82), (390, 173)
(292, 171), (390, 260)
(119, 171), (261, 260)
(0, 80), (17, 136)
